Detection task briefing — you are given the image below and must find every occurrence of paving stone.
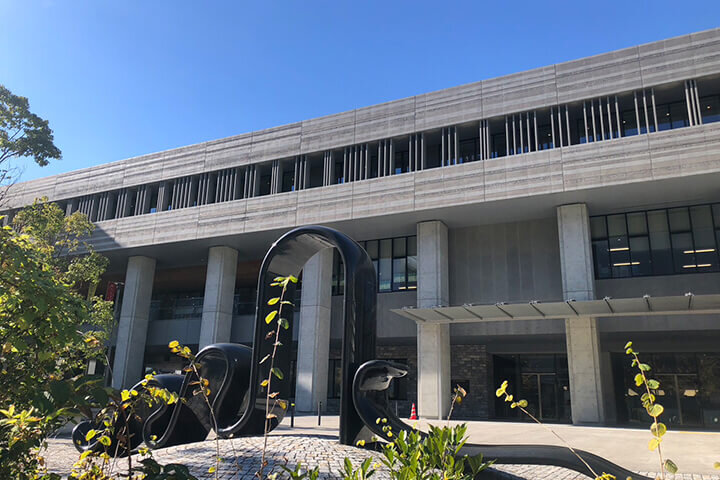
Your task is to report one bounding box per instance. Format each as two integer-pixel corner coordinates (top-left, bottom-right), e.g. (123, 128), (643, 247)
(42, 435), (720, 480)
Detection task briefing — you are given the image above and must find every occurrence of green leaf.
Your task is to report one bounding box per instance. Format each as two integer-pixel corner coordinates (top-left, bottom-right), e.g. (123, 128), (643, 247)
(279, 317), (289, 330)
(664, 459), (678, 474)
(624, 341), (633, 349)
(260, 379), (269, 388)
(639, 363), (652, 372)
(648, 404), (664, 417)
(267, 297), (280, 306)
(651, 422), (667, 438)
(85, 429), (97, 442)
(713, 461), (720, 470)
(265, 310), (277, 324)
(647, 379), (660, 389)
(272, 367), (284, 380)
(288, 275), (299, 283)
(634, 373), (644, 387)
(98, 436), (111, 447)
(649, 437), (660, 451)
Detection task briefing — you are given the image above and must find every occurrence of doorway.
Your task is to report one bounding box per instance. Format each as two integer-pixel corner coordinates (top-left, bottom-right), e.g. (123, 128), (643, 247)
(493, 354), (571, 422)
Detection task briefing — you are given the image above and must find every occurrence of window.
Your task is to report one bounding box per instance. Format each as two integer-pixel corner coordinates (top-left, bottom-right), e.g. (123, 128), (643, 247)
(590, 203), (720, 278)
(328, 358), (342, 399)
(331, 235), (417, 295)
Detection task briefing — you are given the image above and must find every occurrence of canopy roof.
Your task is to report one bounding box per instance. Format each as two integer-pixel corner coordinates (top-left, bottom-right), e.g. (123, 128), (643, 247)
(391, 294), (720, 324)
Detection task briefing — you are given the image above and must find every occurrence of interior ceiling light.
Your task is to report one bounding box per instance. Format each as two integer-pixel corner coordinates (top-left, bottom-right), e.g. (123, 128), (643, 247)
(613, 262), (639, 266)
(683, 248), (716, 254)
(683, 264), (698, 268)
(609, 247), (630, 252)
(698, 264), (712, 268)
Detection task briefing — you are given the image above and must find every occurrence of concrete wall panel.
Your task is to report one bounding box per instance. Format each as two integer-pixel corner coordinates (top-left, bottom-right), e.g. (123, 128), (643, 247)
(354, 97), (416, 144)
(556, 47), (641, 103)
(415, 83), (482, 131)
(300, 110), (356, 154)
(204, 133), (253, 170)
(296, 184), (353, 225)
(481, 66), (557, 118)
(448, 218), (563, 305)
(249, 123), (302, 164)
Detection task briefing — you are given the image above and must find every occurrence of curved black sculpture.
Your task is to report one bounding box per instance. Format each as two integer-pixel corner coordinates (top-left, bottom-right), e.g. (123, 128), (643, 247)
(74, 225), (648, 480)
(75, 225), (376, 452)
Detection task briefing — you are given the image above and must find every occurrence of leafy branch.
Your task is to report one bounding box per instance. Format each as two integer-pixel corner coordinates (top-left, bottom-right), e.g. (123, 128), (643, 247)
(624, 341), (677, 478)
(258, 275), (296, 479)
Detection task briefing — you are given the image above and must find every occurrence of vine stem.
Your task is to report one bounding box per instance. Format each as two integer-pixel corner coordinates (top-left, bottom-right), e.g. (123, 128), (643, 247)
(507, 394), (599, 479)
(258, 278), (290, 479)
(190, 362), (220, 479)
(632, 352), (666, 480)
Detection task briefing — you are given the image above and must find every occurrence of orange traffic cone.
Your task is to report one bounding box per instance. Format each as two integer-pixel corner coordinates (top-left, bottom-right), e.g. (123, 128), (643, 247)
(409, 402), (418, 420)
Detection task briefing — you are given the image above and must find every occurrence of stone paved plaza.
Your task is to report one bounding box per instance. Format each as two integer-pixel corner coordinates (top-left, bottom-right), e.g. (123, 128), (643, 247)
(41, 416), (720, 479)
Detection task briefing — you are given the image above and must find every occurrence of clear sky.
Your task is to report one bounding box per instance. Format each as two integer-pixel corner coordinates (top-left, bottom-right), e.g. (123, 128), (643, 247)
(1, 1), (718, 183)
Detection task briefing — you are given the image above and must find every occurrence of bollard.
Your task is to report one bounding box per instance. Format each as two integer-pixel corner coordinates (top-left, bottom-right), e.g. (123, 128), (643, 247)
(290, 403), (295, 428)
(317, 401), (322, 426)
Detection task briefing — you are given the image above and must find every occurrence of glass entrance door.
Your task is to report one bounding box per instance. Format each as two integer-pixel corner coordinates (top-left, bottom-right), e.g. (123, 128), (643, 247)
(521, 373), (559, 420)
(493, 354), (571, 423)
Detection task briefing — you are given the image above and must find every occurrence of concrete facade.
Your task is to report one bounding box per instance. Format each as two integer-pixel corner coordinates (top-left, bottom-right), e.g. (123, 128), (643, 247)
(5, 29), (720, 428)
(199, 246), (238, 348)
(416, 221), (451, 419)
(112, 256), (156, 389)
(295, 249), (333, 413)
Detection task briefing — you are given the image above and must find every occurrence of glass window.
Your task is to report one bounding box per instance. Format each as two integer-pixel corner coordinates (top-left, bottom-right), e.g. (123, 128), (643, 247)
(629, 236), (652, 276)
(592, 203), (720, 278)
(592, 240), (611, 279)
(648, 210), (673, 275)
(590, 216), (607, 240)
(407, 236), (417, 289)
(379, 239), (392, 292)
(668, 208), (691, 233)
(392, 237), (407, 290)
(700, 95), (720, 124)
(622, 109), (639, 136)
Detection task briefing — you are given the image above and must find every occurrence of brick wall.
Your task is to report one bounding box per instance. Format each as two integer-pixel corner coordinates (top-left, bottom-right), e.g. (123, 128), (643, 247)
(450, 344), (489, 419)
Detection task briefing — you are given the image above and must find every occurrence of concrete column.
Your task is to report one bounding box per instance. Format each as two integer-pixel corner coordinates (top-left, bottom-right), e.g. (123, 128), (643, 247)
(295, 248), (333, 413)
(557, 203), (605, 424)
(199, 246), (238, 349)
(112, 256), (156, 389)
(416, 221), (451, 419)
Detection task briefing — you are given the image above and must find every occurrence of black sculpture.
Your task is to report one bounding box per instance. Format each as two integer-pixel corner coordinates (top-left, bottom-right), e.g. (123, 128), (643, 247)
(74, 225), (649, 480)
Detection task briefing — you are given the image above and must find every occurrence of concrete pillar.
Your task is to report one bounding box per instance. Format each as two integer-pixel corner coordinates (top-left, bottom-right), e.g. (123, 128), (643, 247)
(295, 248), (333, 413)
(112, 256), (156, 389)
(557, 203), (605, 424)
(199, 246), (238, 349)
(416, 220), (451, 419)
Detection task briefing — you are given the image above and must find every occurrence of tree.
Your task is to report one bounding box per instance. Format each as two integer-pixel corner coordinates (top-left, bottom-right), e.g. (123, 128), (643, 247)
(0, 201), (112, 479)
(0, 85), (62, 206)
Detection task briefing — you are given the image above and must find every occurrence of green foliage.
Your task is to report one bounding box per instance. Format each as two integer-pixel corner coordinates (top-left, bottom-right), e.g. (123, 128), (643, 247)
(69, 375), (185, 480)
(344, 423), (492, 480)
(0, 85), (62, 205)
(257, 275), (297, 479)
(279, 462), (320, 480)
(0, 202), (112, 479)
(625, 342), (675, 479)
(0, 85), (61, 167)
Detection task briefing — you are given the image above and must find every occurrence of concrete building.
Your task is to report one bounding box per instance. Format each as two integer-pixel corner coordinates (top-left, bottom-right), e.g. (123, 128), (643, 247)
(4, 29), (720, 429)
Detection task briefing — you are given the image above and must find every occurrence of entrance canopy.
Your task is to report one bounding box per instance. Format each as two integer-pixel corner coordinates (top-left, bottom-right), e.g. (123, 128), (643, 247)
(391, 294), (720, 324)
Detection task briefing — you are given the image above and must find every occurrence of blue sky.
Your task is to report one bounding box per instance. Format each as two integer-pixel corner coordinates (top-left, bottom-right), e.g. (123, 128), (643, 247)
(1, 1), (718, 182)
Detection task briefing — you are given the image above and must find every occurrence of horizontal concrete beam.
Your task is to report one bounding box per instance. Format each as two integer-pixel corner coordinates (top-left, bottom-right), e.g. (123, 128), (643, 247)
(5, 29), (719, 206)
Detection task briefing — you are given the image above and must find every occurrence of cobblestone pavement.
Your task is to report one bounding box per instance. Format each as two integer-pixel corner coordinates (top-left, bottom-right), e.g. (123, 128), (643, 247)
(42, 434), (720, 480)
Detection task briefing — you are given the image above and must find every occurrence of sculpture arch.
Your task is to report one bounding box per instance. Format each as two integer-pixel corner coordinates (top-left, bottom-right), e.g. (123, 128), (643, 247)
(74, 225), (650, 480)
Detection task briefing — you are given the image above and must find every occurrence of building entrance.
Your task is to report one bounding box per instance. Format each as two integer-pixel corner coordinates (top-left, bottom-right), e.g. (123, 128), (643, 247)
(493, 354), (571, 422)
